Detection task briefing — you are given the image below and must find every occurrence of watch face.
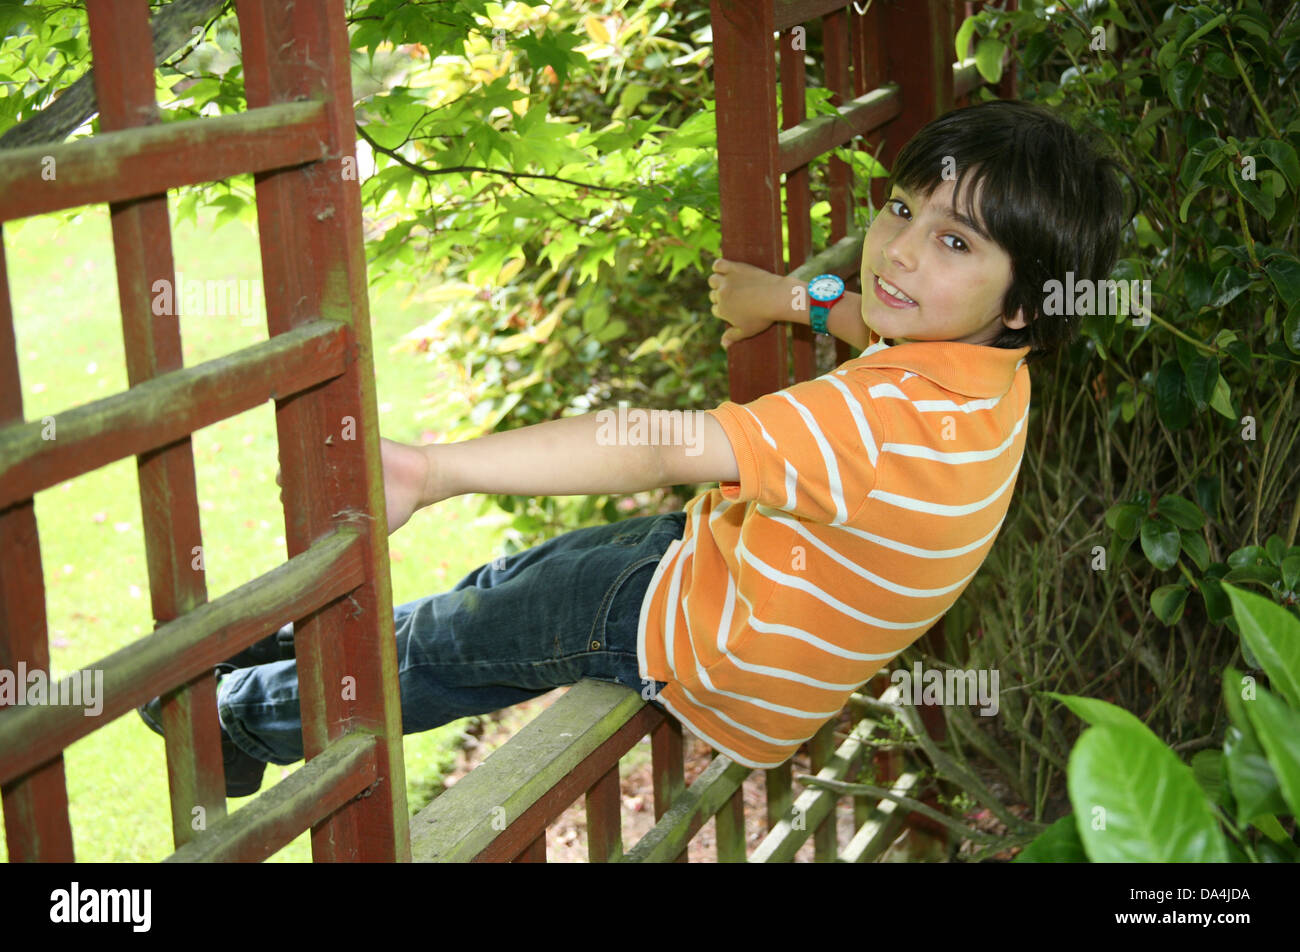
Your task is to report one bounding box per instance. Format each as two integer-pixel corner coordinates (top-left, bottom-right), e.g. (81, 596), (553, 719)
(809, 274), (845, 302)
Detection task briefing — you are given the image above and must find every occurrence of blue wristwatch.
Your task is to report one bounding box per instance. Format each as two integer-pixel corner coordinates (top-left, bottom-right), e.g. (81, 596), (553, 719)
(808, 273), (845, 336)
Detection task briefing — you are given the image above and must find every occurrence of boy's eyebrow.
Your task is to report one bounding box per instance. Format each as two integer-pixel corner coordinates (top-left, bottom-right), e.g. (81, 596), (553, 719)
(892, 184), (992, 243)
(934, 204), (991, 242)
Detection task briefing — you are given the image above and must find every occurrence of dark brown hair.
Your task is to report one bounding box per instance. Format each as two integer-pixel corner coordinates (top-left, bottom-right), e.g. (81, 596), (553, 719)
(889, 99), (1131, 362)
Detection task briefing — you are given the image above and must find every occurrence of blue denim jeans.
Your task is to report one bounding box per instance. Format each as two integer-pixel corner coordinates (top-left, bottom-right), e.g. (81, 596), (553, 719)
(217, 511), (687, 765)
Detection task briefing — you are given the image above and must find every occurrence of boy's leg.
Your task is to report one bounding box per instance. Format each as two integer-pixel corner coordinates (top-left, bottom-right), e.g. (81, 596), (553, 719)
(217, 512), (685, 765)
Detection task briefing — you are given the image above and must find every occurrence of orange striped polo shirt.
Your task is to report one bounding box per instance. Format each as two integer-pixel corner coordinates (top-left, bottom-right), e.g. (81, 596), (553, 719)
(636, 328), (1032, 768)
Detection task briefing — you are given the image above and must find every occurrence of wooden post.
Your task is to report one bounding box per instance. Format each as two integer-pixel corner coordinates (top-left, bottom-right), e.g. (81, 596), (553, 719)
(85, 0), (228, 849)
(235, 0), (409, 862)
(713, 749), (747, 862)
(711, 0), (785, 405)
(878, 0), (955, 174)
(0, 233), (76, 862)
(585, 763), (623, 862)
(809, 720), (838, 861)
(651, 715), (688, 862)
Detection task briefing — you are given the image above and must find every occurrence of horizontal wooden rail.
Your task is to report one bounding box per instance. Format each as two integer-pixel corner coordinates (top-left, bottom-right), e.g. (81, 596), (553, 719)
(748, 716), (875, 861)
(0, 318), (349, 509)
(0, 101), (330, 223)
(777, 58), (987, 178)
(838, 770), (917, 862)
(0, 523), (369, 785)
(409, 679), (651, 862)
(788, 229), (864, 282)
(773, 0), (852, 33)
(778, 85), (900, 175)
(480, 703), (664, 861)
(165, 730), (379, 862)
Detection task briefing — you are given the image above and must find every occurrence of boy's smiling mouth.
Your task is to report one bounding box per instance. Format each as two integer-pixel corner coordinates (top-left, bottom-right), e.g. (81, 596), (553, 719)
(873, 273), (918, 308)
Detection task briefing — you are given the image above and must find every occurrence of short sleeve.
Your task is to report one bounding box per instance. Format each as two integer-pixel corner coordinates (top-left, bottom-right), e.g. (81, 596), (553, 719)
(704, 370), (886, 525)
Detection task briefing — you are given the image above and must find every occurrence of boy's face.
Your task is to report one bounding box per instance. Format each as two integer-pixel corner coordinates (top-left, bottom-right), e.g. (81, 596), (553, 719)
(859, 178), (1026, 346)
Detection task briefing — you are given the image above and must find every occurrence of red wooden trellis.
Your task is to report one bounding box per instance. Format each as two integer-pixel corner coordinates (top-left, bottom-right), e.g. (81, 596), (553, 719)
(0, 0), (406, 861)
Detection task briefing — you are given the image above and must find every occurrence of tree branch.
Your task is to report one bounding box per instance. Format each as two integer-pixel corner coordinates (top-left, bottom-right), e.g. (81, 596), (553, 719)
(0, 0), (231, 150)
(356, 121), (626, 194)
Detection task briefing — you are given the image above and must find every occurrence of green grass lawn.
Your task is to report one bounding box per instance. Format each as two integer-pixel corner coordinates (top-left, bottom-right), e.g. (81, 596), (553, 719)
(1, 204), (510, 861)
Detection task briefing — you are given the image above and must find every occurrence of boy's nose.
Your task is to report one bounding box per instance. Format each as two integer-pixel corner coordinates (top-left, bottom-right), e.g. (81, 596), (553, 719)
(882, 229), (919, 270)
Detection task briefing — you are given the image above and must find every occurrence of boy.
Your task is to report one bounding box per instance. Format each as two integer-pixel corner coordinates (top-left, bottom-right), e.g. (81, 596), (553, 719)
(141, 99), (1126, 797)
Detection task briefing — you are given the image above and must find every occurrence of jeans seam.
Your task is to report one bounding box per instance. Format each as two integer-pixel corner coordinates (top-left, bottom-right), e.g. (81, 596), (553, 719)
(589, 552), (663, 652)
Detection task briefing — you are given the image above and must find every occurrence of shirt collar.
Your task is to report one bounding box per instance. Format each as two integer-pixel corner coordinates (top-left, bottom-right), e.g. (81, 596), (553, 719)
(851, 327), (1031, 399)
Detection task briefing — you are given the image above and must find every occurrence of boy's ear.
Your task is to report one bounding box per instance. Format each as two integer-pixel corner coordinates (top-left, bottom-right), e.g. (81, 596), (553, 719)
(1003, 307), (1028, 331)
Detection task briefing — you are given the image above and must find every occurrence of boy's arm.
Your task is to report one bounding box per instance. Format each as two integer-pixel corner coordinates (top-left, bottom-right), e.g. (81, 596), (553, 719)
(712, 261), (871, 352)
(777, 274), (871, 351)
(420, 411), (739, 506)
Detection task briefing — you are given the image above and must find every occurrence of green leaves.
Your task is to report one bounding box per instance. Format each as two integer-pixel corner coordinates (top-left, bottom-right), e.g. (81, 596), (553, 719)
(1165, 60), (1203, 112)
(1225, 583), (1300, 708)
(974, 37), (1005, 84)
(1022, 582), (1300, 862)
(514, 28), (589, 86)
(1151, 584), (1189, 625)
(1264, 255), (1300, 311)
(1243, 686), (1300, 820)
(1209, 265), (1253, 307)
(1046, 693), (1229, 862)
(1139, 515), (1180, 570)
(1012, 814), (1087, 863)
(1155, 359), (1193, 429)
(1259, 139), (1300, 193)
(954, 15), (978, 61)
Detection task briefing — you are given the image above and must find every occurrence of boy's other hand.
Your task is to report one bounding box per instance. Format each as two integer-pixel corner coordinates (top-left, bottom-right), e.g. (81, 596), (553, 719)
(275, 441), (433, 535)
(379, 436), (433, 535)
(708, 258), (789, 350)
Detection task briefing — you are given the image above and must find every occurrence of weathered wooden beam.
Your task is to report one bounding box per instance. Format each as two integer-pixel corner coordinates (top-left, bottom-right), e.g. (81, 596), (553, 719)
(619, 751), (752, 863)
(765, 763), (793, 836)
(164, 731), (379, 862)
(237, 0), (407, 863)
(823, 7), (853, 243)
(787, 230), (865, 283)
(780, 22), (815, 390)
(773, 0), (852, 33)
(482, 703), (661, 860)
(650, 711), (687, 862)
(877, 0), (954, 171)
(516, 835), (547, 862)
(811, 719), (839, 860)
(777, 85), (900, 176)
(0, 319), (348, 510)
(409, 680), (654, 862)
(0, 230), (75, 862)
(747, 717), (876, 863)
(0, 101), (329, 223)
(0, 524), (369, 786)
(711, 0), (785, 405)
(87, 0), (227, 851)
(585, 763), (623, 862)
(838, 771), (917, 862)
(715, 750), (748, 862)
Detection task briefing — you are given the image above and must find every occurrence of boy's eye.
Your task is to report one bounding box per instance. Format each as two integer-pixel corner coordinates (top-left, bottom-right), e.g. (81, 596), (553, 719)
(887, 198), (910, 218)
(941, 234), (969, 253)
